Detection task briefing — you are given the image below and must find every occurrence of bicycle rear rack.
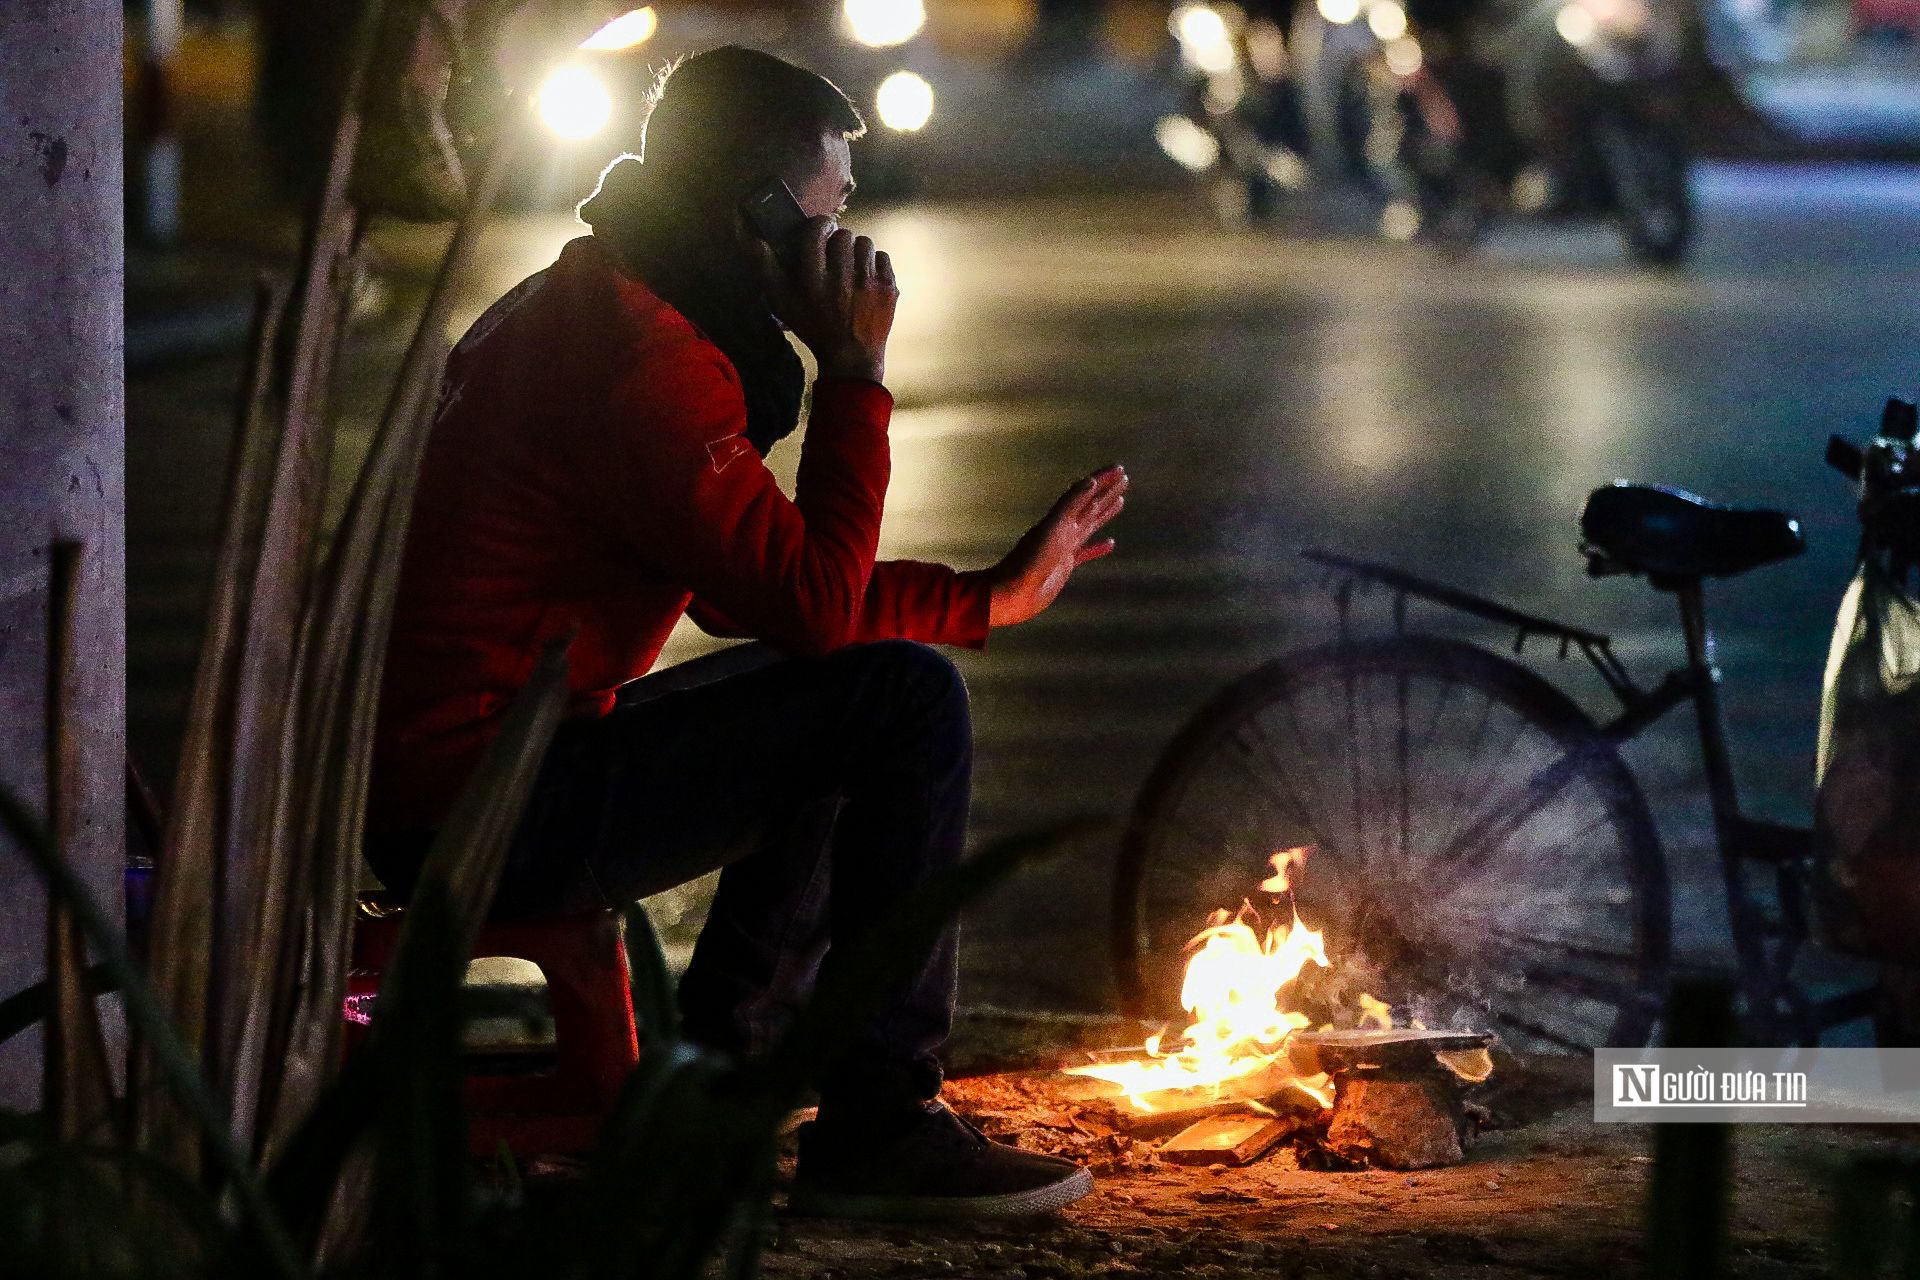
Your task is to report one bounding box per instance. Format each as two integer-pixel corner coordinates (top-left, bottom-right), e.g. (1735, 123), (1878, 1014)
(1302, 548), (1639, 703)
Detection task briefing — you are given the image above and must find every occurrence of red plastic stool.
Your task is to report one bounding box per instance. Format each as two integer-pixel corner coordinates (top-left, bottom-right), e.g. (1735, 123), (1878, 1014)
(345, 894), (641, 1156)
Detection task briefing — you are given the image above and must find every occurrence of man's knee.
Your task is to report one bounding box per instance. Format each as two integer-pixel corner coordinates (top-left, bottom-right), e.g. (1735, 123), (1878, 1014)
(837, 640), (971, 749)
(855, 639), (967, 707)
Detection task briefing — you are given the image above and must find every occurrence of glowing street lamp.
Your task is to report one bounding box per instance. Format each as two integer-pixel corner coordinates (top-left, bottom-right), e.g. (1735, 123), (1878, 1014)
(844, 0), (927, 48)
(537, 65), (613, 141)
(875, 70), (934, 132)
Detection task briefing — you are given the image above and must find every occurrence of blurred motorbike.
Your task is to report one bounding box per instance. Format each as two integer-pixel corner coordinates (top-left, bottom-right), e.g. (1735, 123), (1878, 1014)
(1366, 0), (1694, 262)
(1158, 0), (1693, 264)
(1154, 2), (1317, 220)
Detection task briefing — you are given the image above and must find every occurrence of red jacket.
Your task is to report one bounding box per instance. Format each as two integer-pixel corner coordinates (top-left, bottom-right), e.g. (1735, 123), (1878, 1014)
(368, 236), (991, 832)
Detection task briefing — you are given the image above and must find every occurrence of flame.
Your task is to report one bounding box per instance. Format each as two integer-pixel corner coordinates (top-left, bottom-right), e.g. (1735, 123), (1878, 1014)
(1260, 846), (1310, 894)
(1437, 1048), (1495, 1082)
(1076, 850), (1490, 1115)
(1291, 1074), (1335, 1109)
(1068, 902), (1330, 1105)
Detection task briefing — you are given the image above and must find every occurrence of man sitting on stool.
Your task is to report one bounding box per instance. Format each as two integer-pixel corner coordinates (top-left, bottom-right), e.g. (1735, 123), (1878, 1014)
(366, 46), (1127, 1220)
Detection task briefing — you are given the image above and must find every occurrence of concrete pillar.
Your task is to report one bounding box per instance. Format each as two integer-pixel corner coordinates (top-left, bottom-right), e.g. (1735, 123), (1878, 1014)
(0, 1), (128, 1109)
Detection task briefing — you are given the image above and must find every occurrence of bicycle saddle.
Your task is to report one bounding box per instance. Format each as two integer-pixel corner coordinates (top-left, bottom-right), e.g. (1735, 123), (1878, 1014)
(1580, 482), (1804, 582)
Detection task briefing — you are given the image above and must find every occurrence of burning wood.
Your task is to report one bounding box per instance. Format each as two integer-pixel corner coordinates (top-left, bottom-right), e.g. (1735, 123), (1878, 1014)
(1159, 1113), (1299, 1166)
(1066, 897), (1332, 1106)
(1287, 1027), (1495, 1077)
(1063, 848), (1496, 1170)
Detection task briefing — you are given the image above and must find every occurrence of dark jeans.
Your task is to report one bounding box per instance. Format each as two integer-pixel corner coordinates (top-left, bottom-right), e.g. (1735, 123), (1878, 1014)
(366, 639), (972, 1114)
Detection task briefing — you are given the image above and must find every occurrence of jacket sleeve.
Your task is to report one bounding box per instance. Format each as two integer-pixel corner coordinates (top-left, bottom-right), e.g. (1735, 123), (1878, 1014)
(593, 353), (892, 657)
(851, 562), (992, 649)
(689, 562), (993, 650)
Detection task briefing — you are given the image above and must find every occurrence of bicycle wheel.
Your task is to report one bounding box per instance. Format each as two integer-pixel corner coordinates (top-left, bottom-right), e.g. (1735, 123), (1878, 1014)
(1112, 635), (1670, 1050)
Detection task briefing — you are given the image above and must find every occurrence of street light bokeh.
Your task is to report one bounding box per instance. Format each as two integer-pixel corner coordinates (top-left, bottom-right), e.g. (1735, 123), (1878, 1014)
(876, 70), (935, 131)
(1155, 114), (1221, 170)
(844, 0), (928, 48)
(1172, 5), (1237, 73)
(578, 7), (657, 50)
(537, 64), (614, 140)
(1556, 3), (1601, 44)
(1367, 1), (1409, 42)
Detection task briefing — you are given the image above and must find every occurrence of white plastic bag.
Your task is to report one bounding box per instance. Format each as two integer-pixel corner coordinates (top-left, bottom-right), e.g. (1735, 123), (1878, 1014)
(1814, 556), (1920, 962)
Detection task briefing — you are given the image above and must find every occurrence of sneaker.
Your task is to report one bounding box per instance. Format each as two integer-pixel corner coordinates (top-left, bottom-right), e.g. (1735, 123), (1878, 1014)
(790, 1101), (1094, 1221)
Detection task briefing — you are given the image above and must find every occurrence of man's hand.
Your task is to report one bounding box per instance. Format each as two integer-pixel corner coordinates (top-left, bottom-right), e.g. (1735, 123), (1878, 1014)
(753, 218), (897, 384)
(988, 466), (1129, 628)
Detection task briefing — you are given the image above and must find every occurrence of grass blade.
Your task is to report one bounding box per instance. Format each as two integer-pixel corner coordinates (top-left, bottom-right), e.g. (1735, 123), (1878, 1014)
(0, 964), (115, 1046)
(252, 118), (527, 1163)
(134, 277), (286, 1178)
(210, 0), (389, 1162)
(365, 885), (470, 1280)
(409, 631), (574, 955)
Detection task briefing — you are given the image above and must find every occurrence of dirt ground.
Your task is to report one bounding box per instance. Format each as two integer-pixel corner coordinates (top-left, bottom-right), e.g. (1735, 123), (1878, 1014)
(759, 1056), (1916, 1279)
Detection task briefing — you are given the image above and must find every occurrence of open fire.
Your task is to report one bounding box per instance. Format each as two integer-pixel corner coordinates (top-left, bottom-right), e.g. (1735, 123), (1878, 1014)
(1069, 848), (1492, 1119)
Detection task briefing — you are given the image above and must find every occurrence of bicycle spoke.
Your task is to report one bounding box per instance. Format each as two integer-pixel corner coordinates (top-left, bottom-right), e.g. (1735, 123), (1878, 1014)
(1120, 637), (1668, 1051)
(1229, 717), (1343, 862)
(1434, 706), (1543, 859)
(1432, 686), (1506, 861)
(1432, 735), (1610, 881)
(1409, 672), (1464, 764)
(1343, 657), (1366, 875)
(1450, 808), (1622, 897)
(1493, 951), (1648, 1008)
(1396, 670), (1411, 873)
(1268, 681), (1358, 860)
(1485, 925), (1639, 965)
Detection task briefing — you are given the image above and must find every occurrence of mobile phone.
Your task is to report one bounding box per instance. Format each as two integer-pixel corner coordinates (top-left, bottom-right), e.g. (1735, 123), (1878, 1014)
(741, 178), (809, 257)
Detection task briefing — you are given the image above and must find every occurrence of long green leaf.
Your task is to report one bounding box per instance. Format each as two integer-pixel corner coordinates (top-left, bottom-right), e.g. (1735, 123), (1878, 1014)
(0, 1112), (229, 1278)
(245, 632), (573, 1265)
(409, 630), (574, 957)
(567, 1043), (734, 1280)
(250, 120), (529, 1166)
(620, 904), (679, 1044)
(365, 886), (470, 1280)
(134, 277), (286, 1179)
(0, 790), (306, 1280)
(42, 539), (118, 1148)
(0, 964), (115, 1046)
(209, 0), (388, 1163)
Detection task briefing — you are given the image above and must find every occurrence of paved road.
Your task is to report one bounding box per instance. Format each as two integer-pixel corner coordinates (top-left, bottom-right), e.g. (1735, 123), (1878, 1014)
(129, 163), (1920, 1018)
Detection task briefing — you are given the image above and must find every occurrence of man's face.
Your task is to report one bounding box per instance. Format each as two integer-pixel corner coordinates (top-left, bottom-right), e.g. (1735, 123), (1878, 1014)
(791, 132), (855, 222)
